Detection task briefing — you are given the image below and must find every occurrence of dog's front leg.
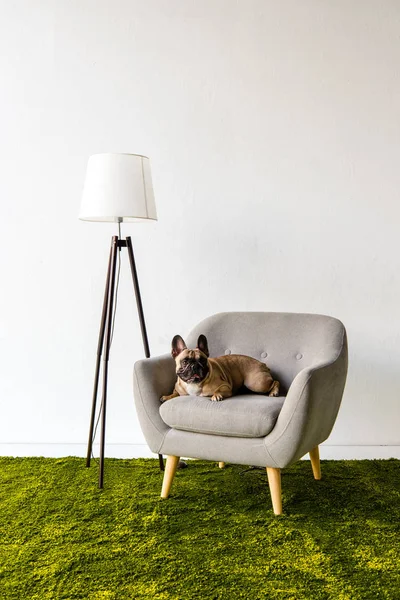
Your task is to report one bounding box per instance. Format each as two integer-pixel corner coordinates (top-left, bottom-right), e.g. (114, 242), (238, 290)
(160, 389), (180, 402)
(210, 385), (232, 402)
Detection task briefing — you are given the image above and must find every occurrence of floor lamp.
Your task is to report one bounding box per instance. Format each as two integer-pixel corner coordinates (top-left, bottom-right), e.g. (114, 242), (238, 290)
(79, 153), (163, 488)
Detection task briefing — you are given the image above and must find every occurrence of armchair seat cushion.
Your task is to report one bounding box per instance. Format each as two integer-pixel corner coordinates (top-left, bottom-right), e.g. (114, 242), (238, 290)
(159, 395), (285, 438)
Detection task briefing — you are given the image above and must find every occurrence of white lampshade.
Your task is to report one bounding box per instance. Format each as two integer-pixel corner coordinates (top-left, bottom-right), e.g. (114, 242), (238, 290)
(79, 153), (157, 222)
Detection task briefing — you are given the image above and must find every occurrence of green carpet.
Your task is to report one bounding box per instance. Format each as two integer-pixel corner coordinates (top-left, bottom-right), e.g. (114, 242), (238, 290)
(1, 458), (400, 600)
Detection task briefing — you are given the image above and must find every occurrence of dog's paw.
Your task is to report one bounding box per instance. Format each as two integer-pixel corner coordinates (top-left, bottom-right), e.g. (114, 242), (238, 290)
(268, 381), (280, 397)
(161, 392), (179, 402)
(211, 393), (223, 402)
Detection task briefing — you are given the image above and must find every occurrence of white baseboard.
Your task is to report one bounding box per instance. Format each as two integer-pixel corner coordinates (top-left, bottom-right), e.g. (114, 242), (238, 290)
(0, 444), (155, 459)
(0, 444), (400, 460)
(319, 445), (400, 460)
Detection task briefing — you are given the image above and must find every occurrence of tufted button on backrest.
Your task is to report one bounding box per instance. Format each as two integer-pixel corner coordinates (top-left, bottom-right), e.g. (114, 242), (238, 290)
(186, 312), (346, 391)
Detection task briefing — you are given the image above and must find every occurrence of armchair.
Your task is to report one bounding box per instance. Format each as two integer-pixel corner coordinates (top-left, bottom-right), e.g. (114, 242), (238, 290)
(133, 312), (348, 515)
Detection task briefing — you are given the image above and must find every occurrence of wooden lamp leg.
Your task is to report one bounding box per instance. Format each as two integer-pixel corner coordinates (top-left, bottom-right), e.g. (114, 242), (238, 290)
(266, 467), (282, 515)
(161, 456), (180, 499)
(309, 446), (321, 480)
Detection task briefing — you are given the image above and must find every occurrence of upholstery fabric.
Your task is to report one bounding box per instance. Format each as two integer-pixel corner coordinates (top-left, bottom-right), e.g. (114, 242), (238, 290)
(159, 395), (285, 438)
(186, 312), (346, 393)
(133, 312), (348, 468)
(133, 354), (175, 453)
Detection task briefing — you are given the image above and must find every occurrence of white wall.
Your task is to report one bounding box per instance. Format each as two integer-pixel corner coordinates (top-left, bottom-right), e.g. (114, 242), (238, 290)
(1, 0), (399, 459)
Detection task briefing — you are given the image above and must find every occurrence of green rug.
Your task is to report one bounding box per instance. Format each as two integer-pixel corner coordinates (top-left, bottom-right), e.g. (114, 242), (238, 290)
(1, 458), (400, 600)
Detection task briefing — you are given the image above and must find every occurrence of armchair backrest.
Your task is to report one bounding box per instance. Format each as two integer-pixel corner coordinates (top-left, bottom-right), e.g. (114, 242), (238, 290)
(186, 312), (346, 392)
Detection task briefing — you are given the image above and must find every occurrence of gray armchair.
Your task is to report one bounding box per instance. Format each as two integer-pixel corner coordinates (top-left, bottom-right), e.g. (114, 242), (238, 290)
(133, 312), (348, 515)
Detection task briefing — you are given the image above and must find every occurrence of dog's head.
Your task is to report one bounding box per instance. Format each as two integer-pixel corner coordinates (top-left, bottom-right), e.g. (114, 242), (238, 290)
(171, 334), (210, 384)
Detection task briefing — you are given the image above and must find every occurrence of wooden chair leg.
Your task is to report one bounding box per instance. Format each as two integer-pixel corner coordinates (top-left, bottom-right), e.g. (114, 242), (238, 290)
(161, 455), (180, 499)
(266, 467), (282, 515)
(218, 462), (225, 469)
(309, 446), (321, 480)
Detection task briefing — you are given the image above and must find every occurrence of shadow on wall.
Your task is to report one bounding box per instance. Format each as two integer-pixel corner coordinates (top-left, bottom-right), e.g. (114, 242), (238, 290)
(336, 338), (400, 446)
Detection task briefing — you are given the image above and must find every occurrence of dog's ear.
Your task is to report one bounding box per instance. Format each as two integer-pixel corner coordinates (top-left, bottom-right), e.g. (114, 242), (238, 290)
(171, 335), (187, 359)
(197, 334), (209, 357)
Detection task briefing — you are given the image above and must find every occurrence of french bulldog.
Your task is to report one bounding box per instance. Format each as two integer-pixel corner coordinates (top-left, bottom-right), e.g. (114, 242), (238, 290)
(161, 334), (280, 402)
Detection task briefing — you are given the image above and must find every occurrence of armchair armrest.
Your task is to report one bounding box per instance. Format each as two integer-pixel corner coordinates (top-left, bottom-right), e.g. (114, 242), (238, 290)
(133, 354), (176, 454)
(265, 333), (348, 468)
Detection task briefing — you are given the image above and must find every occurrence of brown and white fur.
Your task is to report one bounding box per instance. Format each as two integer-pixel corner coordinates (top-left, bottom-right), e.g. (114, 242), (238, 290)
(161, 334), (280, 402)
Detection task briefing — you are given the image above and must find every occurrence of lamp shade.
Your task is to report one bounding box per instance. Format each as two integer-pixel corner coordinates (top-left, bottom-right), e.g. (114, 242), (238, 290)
(79, 153), (157, 222)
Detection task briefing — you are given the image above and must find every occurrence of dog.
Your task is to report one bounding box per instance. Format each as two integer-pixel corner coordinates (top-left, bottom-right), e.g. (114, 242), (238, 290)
(161, 334), (280, 402)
